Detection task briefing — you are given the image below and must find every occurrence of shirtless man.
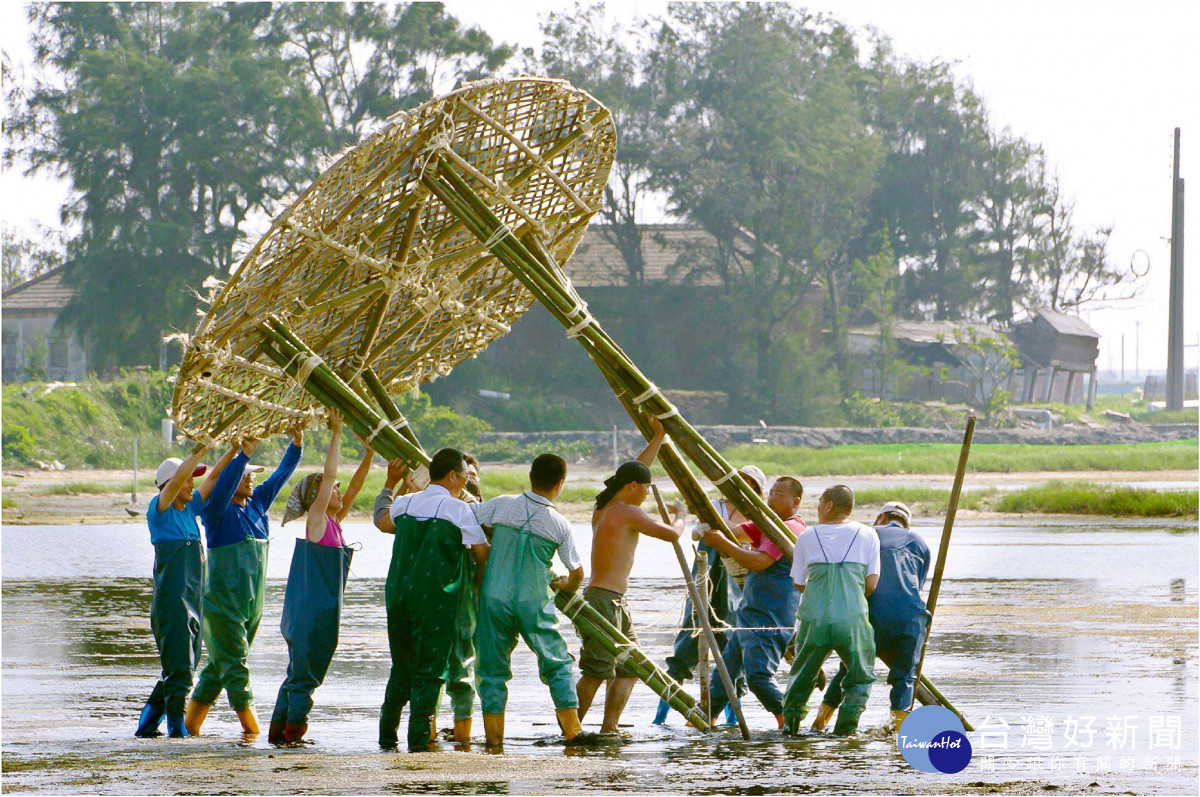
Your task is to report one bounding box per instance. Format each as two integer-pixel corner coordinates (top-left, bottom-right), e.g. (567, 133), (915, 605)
(575, 416), (685, 733)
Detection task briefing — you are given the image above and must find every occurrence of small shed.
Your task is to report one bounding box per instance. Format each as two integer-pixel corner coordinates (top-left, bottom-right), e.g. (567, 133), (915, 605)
(2, 267), (89, 383)
(1011, 309), (1100, 407)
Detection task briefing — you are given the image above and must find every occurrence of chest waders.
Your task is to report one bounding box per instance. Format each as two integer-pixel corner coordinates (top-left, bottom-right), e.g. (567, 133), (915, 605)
(268, 539), (353, 741)
(708, 556), (799, 719)
(476, 499), (578, 715)
(137, 539), (206, 735)
(826, 531), (931, 714)
(783, 528), (875, 735)
(192, 537), (269, 711)
(441, 552), (478, 723)
(379, 501), (466, 751)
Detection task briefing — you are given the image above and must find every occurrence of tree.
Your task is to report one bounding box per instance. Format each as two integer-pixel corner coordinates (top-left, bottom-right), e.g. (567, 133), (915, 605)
(646, 3), (882, 411)
(865, 47), (990, 321)
(2, 222), (66, 291)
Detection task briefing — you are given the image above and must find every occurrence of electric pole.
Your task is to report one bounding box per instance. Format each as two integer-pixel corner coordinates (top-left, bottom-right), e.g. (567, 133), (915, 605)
(1166, 128), (1186, 410)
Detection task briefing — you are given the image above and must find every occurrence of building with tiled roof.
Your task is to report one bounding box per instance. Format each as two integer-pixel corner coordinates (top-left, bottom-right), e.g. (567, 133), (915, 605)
(2, 267), (89, 382)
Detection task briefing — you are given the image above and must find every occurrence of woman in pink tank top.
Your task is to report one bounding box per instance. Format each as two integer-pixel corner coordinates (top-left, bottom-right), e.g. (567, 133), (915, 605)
(271, 412), (373, 744)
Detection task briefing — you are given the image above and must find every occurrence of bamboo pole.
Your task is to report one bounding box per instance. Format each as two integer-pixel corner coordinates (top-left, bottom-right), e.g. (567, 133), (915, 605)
(696, 551), (712, 724)
(552, 586), (710, 731)
(420, 161), (795, 558)
(653, 486), (749, 739)
(911, 416), (976, 719)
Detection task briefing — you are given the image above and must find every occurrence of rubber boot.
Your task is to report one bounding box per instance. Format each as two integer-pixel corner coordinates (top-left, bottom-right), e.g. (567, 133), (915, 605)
(283, 723), (307, 743)
(236, 706), (261, 735)
(556, 707), (582, 742)
(135, 702), (165, 738)
(723, 704), (737, 726)
(888, 709), (909, 731)
(484, 713), (505, 748)
(453, 718), (472, 743)
(184, 700), (210, 737)
(166, 714), (189, 739)
(653, 699), (671, 725)
(269, 721), (286, 744)
(811, 702), (835, 733)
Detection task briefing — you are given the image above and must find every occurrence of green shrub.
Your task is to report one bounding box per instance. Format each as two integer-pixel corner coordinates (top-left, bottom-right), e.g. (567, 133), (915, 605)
(2, 424), (38, 464)
(842, 393), (900, 427)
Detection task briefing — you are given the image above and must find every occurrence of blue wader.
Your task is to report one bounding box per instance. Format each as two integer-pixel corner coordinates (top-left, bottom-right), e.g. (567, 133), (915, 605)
(139, 539), (206, 734)
(379, 501), (467, 751)
(476, 508), (577, 715)
(708, 556), (799, 718)
(269, 539), (353, 735)
(783, 528), (875, 735)
(192, 538), (269, 711)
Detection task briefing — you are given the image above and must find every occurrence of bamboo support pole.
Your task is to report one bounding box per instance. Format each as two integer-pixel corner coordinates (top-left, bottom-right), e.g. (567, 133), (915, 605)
(552, 586), (710, 731)
(421, 161), (795, 558)
(696, 551), (712, 724)
(911, 416), (976, 724)
(653, 486), (749, 739)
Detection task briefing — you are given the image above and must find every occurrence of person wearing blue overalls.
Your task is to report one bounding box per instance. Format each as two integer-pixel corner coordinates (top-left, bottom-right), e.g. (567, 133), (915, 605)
(134, 445), (234, 738)
(701, 476), (806, 729)
(185, 429), (303, 736)
(814, 500), (931, 731)
(657, 465), (764, 726)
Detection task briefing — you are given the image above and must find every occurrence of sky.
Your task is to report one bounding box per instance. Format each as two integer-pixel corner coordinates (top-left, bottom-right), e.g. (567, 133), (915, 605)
(3, 1), (1198, 375)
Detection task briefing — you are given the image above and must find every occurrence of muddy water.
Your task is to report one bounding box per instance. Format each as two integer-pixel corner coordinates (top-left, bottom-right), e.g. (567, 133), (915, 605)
(2, 519), (1197, 794)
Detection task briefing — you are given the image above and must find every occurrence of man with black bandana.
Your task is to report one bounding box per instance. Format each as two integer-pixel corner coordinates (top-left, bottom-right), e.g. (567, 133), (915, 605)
(575, 416), (685, 734)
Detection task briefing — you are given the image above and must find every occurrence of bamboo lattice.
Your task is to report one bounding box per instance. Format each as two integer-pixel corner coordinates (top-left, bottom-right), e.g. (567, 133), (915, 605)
(172, 77), (616, 443)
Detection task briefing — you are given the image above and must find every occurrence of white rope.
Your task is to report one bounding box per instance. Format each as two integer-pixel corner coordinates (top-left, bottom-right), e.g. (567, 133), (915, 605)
(295, 354), (322, 386)
(632, 385), (659, 405)
(561, 590), (587, 615)
(565, 312), (595, 338)
(713, 469), (739, 487)
(364, 417), (390, 445)
(613, 645), (636, 666)
(655, 405), (680, 421)
(483, 222), (512, 250)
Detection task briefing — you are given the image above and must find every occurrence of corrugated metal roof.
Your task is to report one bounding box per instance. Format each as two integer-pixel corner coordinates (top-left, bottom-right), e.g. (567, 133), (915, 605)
(848, 319), (1004, 346)
(1035, 307), (1100, 339)
(1, 266), (74, 312)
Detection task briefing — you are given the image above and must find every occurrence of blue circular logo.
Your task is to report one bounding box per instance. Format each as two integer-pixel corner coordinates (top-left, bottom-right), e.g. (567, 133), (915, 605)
(897, 706), (972, 773)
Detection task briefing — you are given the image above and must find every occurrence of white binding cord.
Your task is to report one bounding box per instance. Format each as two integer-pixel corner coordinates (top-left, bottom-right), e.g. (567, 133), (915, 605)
(295, 354), (322, 386)
(565, 312), (595, 338)
(713, 469), (739, 487)
(364, 418), (390, 445)
(655, 405), (680, 421)
(482, 222), (512, 250)
(632, 384), (659, 405)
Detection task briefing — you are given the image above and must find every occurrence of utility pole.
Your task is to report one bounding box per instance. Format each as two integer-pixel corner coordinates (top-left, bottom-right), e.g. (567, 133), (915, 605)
(1121, 334), (1125, 381)
(1166, 128), (1186, 410)
(1135, 321), (1141, 379)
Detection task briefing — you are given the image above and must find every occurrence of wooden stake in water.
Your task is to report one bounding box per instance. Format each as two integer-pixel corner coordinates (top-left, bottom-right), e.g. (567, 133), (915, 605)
(696, 550), (711, 723)
(653, 485), (750, 740)
(910, 415), (975, 721)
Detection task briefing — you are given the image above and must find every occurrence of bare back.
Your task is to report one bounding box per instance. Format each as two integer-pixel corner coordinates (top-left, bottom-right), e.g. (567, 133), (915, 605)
(589, 502), (644, 594)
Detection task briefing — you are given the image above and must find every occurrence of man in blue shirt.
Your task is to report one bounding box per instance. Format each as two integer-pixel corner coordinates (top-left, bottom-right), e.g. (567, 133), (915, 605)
(814, 500), (931, 731)
(185, 429), (303, 736)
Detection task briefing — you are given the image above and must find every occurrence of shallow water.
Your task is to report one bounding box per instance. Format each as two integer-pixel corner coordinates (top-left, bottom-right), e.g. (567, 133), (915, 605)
(3, 519), (1198, 793)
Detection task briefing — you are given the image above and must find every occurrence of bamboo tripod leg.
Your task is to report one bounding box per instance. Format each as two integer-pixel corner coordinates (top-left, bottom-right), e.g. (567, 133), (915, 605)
(654, 487), (750, 740)
(696, 552), (711, 724)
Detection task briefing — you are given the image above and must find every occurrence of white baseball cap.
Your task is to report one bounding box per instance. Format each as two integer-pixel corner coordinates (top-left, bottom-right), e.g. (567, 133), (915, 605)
(738, 465), (767, 495)
(879, 501), (912, 523)
(155, 458), (207, 489)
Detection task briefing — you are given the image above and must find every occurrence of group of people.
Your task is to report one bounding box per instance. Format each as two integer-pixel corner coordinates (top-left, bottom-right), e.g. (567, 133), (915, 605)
(135, 411), (932, 750)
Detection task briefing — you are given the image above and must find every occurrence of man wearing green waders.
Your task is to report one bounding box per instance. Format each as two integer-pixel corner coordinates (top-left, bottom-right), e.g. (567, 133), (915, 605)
(471, 453), (586, 747)
(782, 484), (880, 736)
(185, 430), (303, 736)
(374, 448), (490, 751)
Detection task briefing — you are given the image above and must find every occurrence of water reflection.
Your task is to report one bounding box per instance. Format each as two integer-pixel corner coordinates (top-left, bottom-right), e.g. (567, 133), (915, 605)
(2, 520), (1197, 793)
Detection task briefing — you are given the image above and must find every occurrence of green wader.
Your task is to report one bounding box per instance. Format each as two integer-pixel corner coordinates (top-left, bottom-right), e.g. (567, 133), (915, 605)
(440, 553), (478, 723)
(783, 559), (876, 736)
(379, 505), (467, 751)
(476, 516), (577, 715)
(192, 538), (269, 711)
(146, 539), (206, 717)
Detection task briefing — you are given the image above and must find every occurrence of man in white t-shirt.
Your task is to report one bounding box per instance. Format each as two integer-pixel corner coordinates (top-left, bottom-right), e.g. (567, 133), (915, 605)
(471, 453), (586, 747)
(782, 484), (880, 736)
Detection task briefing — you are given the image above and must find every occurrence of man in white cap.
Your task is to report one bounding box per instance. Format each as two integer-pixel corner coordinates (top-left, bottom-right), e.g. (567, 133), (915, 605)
(135, 445), (235, 738)
(812, 500), (931, 731)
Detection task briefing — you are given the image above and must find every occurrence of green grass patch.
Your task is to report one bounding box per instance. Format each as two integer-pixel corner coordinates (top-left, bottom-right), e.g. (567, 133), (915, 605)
(720, 440), (1198, 477)
(2, 494), (16, 509)
(993, 481), (1198, 517)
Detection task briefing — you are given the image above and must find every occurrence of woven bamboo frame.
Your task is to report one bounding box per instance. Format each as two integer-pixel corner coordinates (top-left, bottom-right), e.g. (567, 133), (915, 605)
(172, 78), (616, 443)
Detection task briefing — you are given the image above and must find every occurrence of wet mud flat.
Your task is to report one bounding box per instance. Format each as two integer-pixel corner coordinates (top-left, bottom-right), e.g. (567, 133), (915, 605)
(2, 519), (1198, 794)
